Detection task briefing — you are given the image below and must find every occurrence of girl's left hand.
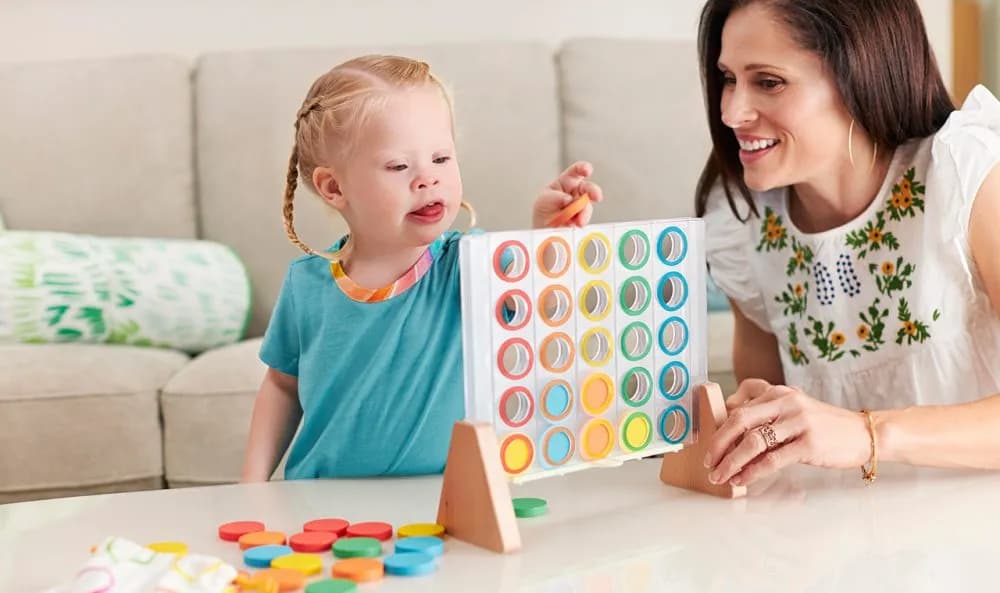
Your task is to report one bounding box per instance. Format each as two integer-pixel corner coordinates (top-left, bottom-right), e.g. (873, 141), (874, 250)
(533, 161), (603, 228)
(703, 379), (872, 487)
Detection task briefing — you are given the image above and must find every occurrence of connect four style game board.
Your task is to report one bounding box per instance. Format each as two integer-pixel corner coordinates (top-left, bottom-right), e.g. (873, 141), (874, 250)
(459, 219), (708, 481)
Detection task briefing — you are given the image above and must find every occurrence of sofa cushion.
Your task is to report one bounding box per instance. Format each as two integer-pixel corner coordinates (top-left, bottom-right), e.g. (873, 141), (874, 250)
(558, 39), (710, 221)
(161, 338), (267, 486)
(0, 344), (189, 502)
(0, 56), (197, 239)
(194, 43), (561, 337)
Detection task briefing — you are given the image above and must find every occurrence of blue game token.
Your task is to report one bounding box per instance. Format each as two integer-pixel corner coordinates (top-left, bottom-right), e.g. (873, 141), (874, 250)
(243, 544), (293, 568)
(383, 552), (436, 576)
(395, 536), (444, 557)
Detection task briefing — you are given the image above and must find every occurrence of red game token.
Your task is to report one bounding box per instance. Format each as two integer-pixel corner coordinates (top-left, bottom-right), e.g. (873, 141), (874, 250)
(344, 522), (393, 541)
(303, 519), (350, 536)
(218, 521), (265, 542)
(289, 531), (338, 553)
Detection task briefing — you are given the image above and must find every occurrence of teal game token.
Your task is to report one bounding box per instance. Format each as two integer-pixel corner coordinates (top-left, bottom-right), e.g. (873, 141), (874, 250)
(332, 537), (382, 559)
(304, 579), (358, 593)
(395, 536), (444, 557)
(512, 497), (548, 518)
(384, 552), (437, 576)
(243, 544), (292, 568)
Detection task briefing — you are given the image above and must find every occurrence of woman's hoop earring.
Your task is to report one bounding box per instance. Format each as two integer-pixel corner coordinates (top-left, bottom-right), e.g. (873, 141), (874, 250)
(848, 119), (856, 167)
(460, 200), (477, 232)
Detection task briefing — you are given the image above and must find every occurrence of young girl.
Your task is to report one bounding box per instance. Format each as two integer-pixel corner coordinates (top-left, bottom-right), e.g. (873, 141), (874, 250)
(241, 55), (602, 481)
(695, 0), (1000, 488)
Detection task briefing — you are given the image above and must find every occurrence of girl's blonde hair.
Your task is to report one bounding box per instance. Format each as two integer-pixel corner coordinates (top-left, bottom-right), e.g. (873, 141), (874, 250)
(283, 55), (453, 256)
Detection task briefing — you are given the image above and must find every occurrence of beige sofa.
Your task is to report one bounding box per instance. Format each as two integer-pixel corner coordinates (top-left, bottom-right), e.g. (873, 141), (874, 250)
(0, 40), (736, 503)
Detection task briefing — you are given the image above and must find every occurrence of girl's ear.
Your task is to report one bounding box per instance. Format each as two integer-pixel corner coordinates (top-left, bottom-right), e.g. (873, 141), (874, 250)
(312, 167), (346, 210)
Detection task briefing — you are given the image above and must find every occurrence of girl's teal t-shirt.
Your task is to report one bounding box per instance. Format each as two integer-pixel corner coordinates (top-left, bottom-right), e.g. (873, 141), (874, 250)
(260, 231), (465, 479)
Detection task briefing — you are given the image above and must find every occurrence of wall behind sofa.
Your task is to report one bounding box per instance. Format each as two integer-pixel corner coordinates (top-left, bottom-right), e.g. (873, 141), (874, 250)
(0, 0), (953, 89)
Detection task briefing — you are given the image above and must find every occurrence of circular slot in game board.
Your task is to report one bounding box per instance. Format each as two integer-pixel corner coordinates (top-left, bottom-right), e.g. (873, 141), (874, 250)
(539, 285), (573, 327)
(620, 276), (651, 316)
(659, 362), (689, 400)
(541, 380), (573, 421)
(497, 338), (534, 380)
(657, 227), (688, 266)
(658, 317), (689, 356)
(538, 237), (571, 278)
(659, 406), (691, 444)
(619, 230), (650, 270)
(493, 241), (530, 282)
(581, 373), (614, 416)
(500, 433), (534, 474)
(499, 387), (534, 428)
(579, 233), (611, 274)
(580, 281), (612, 322)
(620, 322), (653, 362)
(622, 367), (653, 407)
(581, 328), (613, 367)
(495, 289), (532, 330)
(621, 412), (653, 452)
(540, 332), (575, 373)
(581, 418), (615, 460)
(657, 273), (688, 311)
(541, 426), (575, 466)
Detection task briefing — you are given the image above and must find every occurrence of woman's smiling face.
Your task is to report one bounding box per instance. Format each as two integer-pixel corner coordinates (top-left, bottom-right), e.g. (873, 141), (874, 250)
(717, 2), (853, 191)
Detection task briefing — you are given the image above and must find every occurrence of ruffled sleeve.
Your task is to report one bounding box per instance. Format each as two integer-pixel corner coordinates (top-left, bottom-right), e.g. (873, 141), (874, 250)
(931, 84), (1000, 240)
(702, 183), (772, 332)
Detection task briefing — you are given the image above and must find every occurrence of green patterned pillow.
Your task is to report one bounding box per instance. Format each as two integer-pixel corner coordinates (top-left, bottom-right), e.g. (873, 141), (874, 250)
(0, 221), (251, 354)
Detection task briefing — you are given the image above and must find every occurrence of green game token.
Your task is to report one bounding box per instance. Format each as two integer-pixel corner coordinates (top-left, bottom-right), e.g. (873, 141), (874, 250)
(513, 497), (548, 518)
(332, 536), (382, 559)
(305, 579), (358, 593)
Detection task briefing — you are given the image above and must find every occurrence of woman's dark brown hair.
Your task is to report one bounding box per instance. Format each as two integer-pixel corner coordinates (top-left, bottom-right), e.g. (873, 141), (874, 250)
(694, 0), (955, 220)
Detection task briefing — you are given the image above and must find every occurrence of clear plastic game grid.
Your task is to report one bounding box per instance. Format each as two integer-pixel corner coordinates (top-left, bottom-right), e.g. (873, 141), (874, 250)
(459, 219), (707, 483)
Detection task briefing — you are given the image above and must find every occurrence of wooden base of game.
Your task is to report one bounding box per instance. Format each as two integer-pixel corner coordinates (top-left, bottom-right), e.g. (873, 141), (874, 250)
(436, 381), (744, 554)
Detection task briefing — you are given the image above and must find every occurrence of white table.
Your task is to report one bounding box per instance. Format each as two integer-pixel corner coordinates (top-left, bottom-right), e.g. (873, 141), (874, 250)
(3, 459), (999, 593)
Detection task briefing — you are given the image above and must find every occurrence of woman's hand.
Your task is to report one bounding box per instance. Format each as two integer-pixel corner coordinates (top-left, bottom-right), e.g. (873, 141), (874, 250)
(703, 379), (872, 487)
(533, 161), (603, 228)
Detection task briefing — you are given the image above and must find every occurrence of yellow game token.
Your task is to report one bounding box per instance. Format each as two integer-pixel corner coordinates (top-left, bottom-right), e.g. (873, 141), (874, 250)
(397, 523), (445, 538)
(147, 541), (188, 555)
(271, 552), (323, 576)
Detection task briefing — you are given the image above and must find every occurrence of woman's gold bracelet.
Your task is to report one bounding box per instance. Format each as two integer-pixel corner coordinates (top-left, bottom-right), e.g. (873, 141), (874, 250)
(860, 409), (878, 484)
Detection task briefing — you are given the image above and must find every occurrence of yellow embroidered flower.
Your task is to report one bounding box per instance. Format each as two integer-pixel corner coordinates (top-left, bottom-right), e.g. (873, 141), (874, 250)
(891, 191), (905, 209)
(795, 249), (805, 264)
(790, 344), (803, 360)
(903, 320), (917, 336)
(831, 332), (846, 347)
(767, 212), (778, 226)
(857, 324), (870, 340)
(900, 178), (912, 195)
(868, 228), (883, 244)
(881, 261), (895, 276)
(794, 284), (805, 297)
(900, 193), (913, 210)
(766, 225), (786, 243)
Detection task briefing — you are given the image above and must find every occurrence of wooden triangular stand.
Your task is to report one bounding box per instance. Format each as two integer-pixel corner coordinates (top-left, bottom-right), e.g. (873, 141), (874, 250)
(436, 382), (743, 553)
(660, 382), (747, 498)
(436, 421), (522, 553)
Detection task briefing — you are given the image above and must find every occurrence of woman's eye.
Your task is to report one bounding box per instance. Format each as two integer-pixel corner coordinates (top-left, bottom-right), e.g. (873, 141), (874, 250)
(721, 73), (736, 85)
(388, 164), (408, 171)
(433, 156), (451, 164)
(760, 78), (784, 90)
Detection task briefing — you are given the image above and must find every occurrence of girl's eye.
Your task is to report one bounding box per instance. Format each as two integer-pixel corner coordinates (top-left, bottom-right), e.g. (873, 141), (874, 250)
(388, 164), (408, 171)
(433, 156), (451, 164)
(760, 78), (784, 90)
(720, 72), (736, 85)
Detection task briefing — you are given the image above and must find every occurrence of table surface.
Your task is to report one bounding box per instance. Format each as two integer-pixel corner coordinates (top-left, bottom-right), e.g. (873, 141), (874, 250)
(3, 459), (999, 593)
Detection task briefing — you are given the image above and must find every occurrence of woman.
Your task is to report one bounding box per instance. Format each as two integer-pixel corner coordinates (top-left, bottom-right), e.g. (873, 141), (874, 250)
(696, 0), (1000, 488)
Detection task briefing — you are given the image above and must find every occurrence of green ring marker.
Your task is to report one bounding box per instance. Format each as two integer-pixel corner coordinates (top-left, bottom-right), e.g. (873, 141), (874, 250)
(512, 497), (548, 518)
(332, 536), (382, 558)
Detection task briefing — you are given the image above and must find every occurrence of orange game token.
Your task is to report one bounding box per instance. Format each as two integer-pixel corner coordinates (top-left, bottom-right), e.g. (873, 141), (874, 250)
(219, 521), (265, 542)
(253, 568), (305, 592)
(303, 518), (350, 536)
(546, 193), (590, 227)
(331, 558), (384, 583)
(344, 522), (393, 541)
(289, 531), (338, 553)
(239, 531), (288, 550)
